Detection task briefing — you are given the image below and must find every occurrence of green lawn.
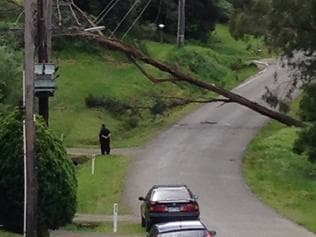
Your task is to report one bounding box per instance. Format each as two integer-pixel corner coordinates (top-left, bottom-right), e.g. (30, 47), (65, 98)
(244, 121), (316, 232)
(50, 25), (263, 148)
(76, 155), (130, 214)
(0, 231), (21, 237)
(63, 223), (144, 236)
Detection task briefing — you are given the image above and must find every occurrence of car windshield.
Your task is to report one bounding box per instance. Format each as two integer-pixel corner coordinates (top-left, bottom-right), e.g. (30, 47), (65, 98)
(158, 230), (207, 237)
(151, 188), (191, 201)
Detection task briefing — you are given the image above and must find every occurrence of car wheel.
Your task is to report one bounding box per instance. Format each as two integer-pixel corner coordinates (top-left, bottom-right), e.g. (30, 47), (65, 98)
(145, 219), (152, 232)
(141, 216), (145, 227)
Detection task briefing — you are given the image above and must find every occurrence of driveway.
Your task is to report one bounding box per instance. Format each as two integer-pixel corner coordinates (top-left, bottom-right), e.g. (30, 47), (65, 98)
(125, 60), (315, 237)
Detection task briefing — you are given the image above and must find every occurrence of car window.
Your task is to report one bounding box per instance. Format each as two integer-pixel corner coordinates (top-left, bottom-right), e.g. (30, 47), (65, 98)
(151, 188), (191, 201)
(158, 230), (207, 237)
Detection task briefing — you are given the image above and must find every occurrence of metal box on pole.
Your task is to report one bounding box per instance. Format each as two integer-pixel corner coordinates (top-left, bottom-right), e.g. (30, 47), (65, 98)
(34, 63), (58, 96)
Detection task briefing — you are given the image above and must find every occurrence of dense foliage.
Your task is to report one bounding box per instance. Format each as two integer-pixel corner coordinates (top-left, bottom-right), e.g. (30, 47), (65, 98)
(0, 46), (21, 113)
(0, 110), (77, 236)
(294, 84), (316, 162)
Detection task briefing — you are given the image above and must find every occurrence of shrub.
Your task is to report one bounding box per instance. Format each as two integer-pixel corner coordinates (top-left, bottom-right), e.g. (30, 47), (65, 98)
(293, 123), (316, 163)
(150, 98), (168, 117)
(0, 109), (77, 236)
(299, 84), (316, 122)
(124, 115), (140, 128)
(85, 94), (141, 117)
(293, 84), (316, 163)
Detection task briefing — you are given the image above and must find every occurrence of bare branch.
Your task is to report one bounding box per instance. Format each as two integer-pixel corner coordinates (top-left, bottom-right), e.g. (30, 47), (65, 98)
(70, 0), (104, 36)
(129, 56), (178, 84)
(161, 96), (233, 104)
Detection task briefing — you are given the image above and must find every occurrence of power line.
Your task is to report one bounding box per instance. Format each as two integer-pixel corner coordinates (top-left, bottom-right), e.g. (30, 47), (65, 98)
(95, 0), (116, 22)
(121, 0), (153, 40)
(110, 0), (140, 38)
(69, 3), (81, 25)
(154, 0), (162, 24)
(95, 0), (122, 25)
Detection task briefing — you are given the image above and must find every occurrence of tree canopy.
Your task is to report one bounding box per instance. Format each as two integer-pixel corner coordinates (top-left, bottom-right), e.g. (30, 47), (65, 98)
(0, 46), (21, 113)
(0, 110), (77, 236)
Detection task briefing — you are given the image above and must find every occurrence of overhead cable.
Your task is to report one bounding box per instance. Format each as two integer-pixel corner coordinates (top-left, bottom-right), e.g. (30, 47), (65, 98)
(110, 0), (140, 38)
(95, 0), (116, 23)
(121, 0), (153, 40)
(95, 0), (122, 25)
(154, 0), (162, 23)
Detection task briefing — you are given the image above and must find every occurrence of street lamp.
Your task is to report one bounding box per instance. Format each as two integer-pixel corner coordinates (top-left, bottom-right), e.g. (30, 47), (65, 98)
(158, 23), (165, 43)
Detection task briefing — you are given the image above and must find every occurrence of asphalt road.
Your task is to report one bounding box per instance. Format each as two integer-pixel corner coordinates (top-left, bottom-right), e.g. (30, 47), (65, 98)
(125, 60), (315, 237)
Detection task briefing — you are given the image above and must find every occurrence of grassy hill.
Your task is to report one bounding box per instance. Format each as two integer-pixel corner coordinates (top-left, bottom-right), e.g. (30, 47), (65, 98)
(50, 25), (265, 148)
(244, 100), (316, 232)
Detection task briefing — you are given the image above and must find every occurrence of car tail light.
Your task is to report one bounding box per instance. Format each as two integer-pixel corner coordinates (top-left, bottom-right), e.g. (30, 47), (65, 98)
(206, 230), (216, 237)
(149, 203), (168, 212)
(180, 203), (199, 212)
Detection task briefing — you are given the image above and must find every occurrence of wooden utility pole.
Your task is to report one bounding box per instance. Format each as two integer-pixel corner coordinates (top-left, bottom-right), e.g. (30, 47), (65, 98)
(177, 0), (185, 47)
(37, 0), (52, 125)
(24, 0), (38, 235)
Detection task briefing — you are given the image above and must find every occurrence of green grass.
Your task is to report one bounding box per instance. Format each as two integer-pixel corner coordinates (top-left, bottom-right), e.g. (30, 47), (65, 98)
(244, 120), (316, 232)
(63, 223), (144, 236)
(50, 24), (263, 148)
(76, 155), (130, 214)
(0, 231), (21, 237)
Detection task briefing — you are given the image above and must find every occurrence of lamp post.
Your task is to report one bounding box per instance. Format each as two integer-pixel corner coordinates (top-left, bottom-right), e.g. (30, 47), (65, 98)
(158, 23), (165, 43)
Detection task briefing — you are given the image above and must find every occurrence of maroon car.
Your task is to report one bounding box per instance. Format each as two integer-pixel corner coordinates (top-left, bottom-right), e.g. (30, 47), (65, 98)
(139, 185), (200, 231)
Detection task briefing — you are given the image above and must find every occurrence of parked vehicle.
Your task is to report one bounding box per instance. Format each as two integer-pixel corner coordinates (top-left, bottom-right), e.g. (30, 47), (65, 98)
(139, 185), (200, 231)
(147, 220), (216, 237)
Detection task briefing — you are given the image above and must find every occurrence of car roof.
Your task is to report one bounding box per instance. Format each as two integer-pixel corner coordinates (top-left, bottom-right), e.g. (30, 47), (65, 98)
(155, 221), (206, 233)
(152, 185), (188, 189)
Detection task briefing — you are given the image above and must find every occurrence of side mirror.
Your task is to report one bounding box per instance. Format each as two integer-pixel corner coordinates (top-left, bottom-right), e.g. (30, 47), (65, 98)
(208, 230), (216, 236)
(138, 196), (145, 201)
(193, 195), (199, 200)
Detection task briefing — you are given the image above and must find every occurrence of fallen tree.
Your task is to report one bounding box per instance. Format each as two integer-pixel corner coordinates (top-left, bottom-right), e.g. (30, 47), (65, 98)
(64, 30), (304, 128)
(6, 0), (301, 127)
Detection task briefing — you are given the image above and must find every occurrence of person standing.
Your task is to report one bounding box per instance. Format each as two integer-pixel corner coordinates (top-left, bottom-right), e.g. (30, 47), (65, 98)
(99, 124), (111, 155)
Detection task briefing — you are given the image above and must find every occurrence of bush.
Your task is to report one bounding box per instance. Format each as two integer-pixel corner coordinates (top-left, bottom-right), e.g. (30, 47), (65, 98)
(85, 94), (142, 117)
(0, 109), (77, 236)
(293, 123), (316, 163)
(124, 115), (140, 128)
(293, 84), (316, 163)
(150, 98), (168, 117)
(0, 46), (21, 106)
(299, 84), (316, 122)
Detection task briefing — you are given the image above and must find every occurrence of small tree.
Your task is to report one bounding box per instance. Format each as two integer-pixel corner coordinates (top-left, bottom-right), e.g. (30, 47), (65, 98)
(0, 109), (77, 236)
(0, 46), (21, 112)
(294, 84), (316, 163)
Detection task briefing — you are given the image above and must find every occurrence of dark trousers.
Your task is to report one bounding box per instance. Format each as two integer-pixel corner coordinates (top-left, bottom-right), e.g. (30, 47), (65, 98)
(100, 141), (110, 155)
